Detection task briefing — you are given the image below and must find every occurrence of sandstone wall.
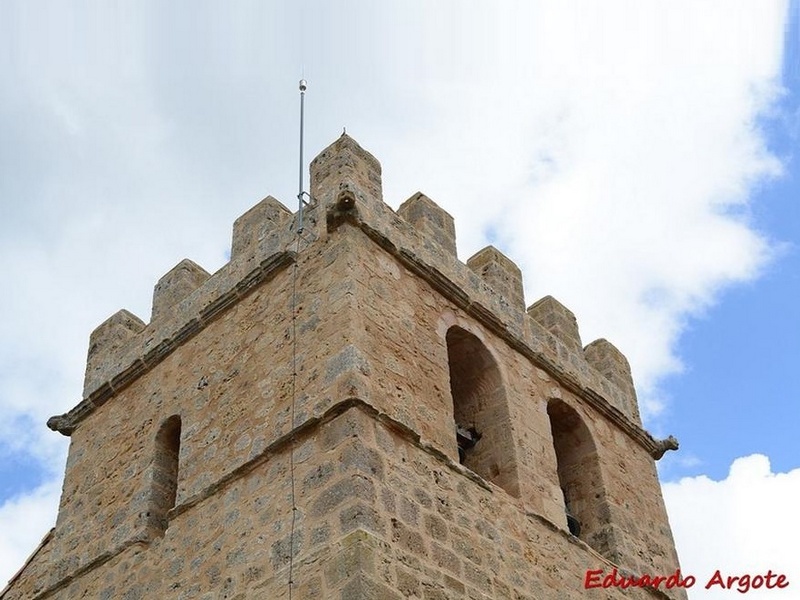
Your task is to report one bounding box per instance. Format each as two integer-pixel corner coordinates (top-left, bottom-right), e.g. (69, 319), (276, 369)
(5, 406), (686, 600)
(3, 134), (684, 600)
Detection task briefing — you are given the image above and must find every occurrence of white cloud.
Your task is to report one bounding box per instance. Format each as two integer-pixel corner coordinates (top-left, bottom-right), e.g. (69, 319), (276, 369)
(368, 1), (789, 417)
(663, 455), (800, 599)
(0, 477), (61, 589)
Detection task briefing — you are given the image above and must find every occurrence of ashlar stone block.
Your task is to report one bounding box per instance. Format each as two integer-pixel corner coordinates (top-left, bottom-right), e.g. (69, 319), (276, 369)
(584, 338), (640, 422)
(83, 309), (145, 397)
(397, 192), (457, 256)
(150, 259), (211, 322)
(466, 246), (525, 312)
(231, 196), (292, 262)
(527, 295), (583, 353)
(310, 134), (383, 209)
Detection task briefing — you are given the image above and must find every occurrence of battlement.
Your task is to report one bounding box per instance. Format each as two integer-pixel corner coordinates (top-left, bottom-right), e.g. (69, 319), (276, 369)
(52, 133), (663, 454)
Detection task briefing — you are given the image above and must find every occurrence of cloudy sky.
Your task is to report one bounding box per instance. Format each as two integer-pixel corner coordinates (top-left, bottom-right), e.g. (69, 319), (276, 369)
(1, 2), (798, 597)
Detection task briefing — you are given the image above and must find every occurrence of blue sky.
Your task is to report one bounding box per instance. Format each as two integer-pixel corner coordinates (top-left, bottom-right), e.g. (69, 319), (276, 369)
(659, 37), (800, 482)
(1, 2), (799, 597)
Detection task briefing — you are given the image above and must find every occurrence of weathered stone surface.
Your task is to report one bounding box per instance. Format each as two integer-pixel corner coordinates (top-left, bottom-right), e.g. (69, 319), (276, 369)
(310, 133), (383, 209)
(231, 196), (292, 263)
(527, 295), (583, 353)
(5, 135), (684, 600)
(82, 309), (145, 398)
(585, 338), (640, 424)
(397, 192), (457, 256)
(467, 246), (525, 313)
(150, 259), (210, 322)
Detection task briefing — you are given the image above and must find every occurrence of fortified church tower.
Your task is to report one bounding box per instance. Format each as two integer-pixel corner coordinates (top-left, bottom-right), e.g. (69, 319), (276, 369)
(3, 135), (684, 599)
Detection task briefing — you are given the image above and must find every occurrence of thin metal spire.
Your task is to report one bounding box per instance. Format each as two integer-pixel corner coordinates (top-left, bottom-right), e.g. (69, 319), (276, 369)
(297, 78), (307, 233)
(288, 78), (307, 599)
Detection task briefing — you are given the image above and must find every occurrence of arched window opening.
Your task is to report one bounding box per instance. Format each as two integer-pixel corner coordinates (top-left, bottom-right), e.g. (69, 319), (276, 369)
(547, 400), (614, 557)
(446, 326), (519, 497)
(149, 415), (181, 535)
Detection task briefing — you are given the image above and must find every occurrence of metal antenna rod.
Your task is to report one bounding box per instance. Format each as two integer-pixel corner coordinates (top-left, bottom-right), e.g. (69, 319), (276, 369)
(297, 79), (307, 233)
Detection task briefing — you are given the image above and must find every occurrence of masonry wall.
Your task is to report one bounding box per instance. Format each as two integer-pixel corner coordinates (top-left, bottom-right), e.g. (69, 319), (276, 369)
(6, 405), (686, 600)
(340, 220), (682, 579)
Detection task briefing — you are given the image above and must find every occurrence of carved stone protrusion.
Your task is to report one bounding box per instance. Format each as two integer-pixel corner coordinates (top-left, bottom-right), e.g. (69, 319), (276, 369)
(151, 259), (210, 322)
(527, 296), (583, 353)
(466, 246), (525, 312)
(584, 338), (640, 421)
(653, 435), (679, 460)
(84, 309), (145, 397)
(231, 196), (292, 262)
(310, 133), (383, 208)
(397, 192), (457, 256)
(326, 180), (362, 231)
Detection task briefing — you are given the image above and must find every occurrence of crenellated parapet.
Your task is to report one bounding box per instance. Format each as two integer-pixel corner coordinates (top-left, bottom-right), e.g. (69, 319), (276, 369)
(397, 192), (457, 257)
(231, 196), (293, 264)
(310, 133), (382, 210)
(83, 310), (146, 398)
(467, 246), (526, 314)
(53, 133), (661, 453)
(51, 206), (298, 435)
(585, 338), (640, 423)
(527, 295), (583, 353)
(150, 259), (210, 322)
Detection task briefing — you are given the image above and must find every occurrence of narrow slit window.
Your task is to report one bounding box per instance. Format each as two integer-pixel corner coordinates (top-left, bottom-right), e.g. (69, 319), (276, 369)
(149, 415), (181, 535)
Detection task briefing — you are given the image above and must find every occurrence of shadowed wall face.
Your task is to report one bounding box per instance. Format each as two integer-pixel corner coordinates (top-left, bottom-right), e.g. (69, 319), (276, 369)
(548, 399), (615, 558)
(446, 326), (519, 498)
(147, 415), (181, 537)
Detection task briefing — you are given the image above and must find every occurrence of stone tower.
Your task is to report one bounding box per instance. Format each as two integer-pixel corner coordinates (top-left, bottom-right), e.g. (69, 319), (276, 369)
(2, 135), (684, 599)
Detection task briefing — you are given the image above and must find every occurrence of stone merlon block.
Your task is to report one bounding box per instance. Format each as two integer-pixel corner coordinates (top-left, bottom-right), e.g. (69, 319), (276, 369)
(150, 259), (211, 322)
(231, 196), (292, 262)
(83, 309), (145, 397)
(527, 295), (583, 353)
(310, 133), (383, 207)
(397, 192), (457, 256)
(466, 246), (525, 312)
(584, 338), (637, 403)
